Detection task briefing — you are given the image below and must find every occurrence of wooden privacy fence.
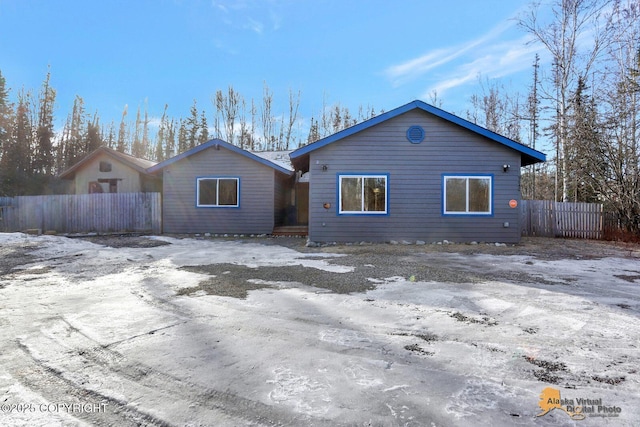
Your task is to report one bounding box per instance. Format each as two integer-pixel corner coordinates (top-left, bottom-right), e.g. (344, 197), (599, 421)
(0, 192), (161, 234)
(520, 200), (603, 239)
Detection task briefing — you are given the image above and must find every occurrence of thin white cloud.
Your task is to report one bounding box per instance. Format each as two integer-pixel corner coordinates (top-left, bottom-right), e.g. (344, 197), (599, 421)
(245, 17), (264, 34)
(212, 1), (229, 13)
(420, 32), (547, 98)
(211, 0), (281, 36)
(384, 4), (555, 99)
(385, 19), (515, 87)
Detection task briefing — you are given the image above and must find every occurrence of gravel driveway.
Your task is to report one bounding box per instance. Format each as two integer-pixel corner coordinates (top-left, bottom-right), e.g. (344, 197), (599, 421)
(1, 233), (638, 426)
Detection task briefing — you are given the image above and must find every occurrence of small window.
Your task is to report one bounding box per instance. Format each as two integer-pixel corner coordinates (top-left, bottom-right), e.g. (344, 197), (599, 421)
(443, 175), (492, 215)
(339, 174), (387, 214)
(97, 178), (118, 193)
(99, 161), (112, 172)
(197, 177), (239, 207)
(88, 181), (104, 193)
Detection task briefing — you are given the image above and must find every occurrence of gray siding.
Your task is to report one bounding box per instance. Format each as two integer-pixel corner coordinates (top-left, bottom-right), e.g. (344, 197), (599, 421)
(308, 109), (522, 243)
(162, 146), (277, 234)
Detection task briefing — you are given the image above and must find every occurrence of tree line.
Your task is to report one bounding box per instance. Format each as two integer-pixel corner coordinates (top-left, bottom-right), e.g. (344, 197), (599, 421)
(0, 73), (379, 196)
(0, 0), (638, 234)
(463, 0), (639, 234)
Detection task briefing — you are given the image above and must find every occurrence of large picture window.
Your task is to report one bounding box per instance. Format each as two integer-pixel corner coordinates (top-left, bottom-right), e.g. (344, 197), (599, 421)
(443, 175), (492, 215)
(339, 174), (388, 214)
(197, 177), (239, 207)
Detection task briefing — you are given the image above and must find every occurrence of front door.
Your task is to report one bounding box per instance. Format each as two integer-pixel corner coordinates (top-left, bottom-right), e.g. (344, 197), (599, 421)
(296, 182), (309, 225)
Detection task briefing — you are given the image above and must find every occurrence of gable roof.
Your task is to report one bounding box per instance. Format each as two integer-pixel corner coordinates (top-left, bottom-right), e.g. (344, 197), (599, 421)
(59, 146), (157, 179)
(290, 100), (546, 167)
(147, 139), (294, 176)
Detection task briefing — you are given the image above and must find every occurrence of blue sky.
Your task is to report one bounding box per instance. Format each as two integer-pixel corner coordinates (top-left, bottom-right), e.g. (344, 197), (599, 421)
(0, 0), (546, 146)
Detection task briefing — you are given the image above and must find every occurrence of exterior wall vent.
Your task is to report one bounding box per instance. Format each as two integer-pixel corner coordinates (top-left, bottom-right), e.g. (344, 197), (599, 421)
(406, 126), (425, 144)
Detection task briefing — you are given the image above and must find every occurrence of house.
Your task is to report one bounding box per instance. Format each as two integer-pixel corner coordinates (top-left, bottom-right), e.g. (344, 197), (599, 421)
(289, 100), (546, 244)
(147, 139), (294, 235)
(59, 146), (161, 194)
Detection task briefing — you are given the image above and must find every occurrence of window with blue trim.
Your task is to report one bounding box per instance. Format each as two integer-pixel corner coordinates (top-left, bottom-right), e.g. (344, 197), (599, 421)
(197, 177), (239, 207)
(339, 175), (387, 214)
(443, 175), (492, 215)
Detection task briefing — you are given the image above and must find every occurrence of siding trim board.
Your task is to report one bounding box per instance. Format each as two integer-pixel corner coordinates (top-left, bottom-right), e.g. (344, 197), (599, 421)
(160, 143), (280, 235)
(149, 139), (293, 176)
(336, 173), (390, 216)
(302, 106), (530, 244)
(290, 100), (546, 167)
(441, 173), (494, 217)
(195, 176), (241, 208)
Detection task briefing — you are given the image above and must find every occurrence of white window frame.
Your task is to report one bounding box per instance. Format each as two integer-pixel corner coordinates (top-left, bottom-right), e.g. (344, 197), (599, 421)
(196, 177), (239, 208)
(443, 175), (492, 215)
(338, 174), (388, 215)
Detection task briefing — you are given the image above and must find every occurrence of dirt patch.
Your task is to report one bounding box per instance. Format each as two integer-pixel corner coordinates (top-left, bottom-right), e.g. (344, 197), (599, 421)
(591, 375), (626, 385)
(272, 236), (640, 261)
(79, 235), (171, 248)
(177, 252), (496, 298)
(614, 274), (640, 283)
(404, 343), (434, 356)
(524, 355), (568, 384)
(178, 262), (378, 297)
(450, 311), (498, 326)
(176, 275), (276, 299)
(0, 241), (40, 279)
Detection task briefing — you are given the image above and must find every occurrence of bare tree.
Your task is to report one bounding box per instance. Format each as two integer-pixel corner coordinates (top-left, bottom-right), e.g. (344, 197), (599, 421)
(260, 83), (274, 150)
(587, 0), (640, 232)
(283, 88), (301, 150)
(214, 86), (241, 145)
(519, 0), (616, 201)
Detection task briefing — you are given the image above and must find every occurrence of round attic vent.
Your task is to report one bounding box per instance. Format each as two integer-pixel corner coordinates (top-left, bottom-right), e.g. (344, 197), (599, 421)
(406, 125), (425, 144)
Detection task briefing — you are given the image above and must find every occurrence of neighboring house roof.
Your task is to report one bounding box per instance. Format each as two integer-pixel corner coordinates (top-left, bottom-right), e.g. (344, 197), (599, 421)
(251, 150), (294, 172)
(59, 146), (158, 179)
(147, 139), (294, 176)
(290, 100), (547, 167)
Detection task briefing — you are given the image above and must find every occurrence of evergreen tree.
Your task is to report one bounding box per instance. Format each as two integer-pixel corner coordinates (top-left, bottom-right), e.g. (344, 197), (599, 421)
(165, 118), (176, 159)
(198, 109), (209, 145)
(142, 102), (150, 158)
(186, 100), (199, 149)
(177, 119), (187, 154)
(154, 104), (168, 162)
(117, 105), (128, 153)
(306, 117), (320, 144)
(0, 70), (13, 170)
(567, 76), (602, 202)
(33, 70), (56, 177)
(85, 113), (102, 154)
(103, 121), (116, 149)
(0, 90), (33, 195)
(131, 105), (143, 157)
(62, 96), (86, 168)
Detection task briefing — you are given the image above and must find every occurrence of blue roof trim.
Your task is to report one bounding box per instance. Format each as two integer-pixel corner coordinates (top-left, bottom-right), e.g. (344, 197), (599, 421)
(147, 139), (293, 175)
(290, 100), (546, 164)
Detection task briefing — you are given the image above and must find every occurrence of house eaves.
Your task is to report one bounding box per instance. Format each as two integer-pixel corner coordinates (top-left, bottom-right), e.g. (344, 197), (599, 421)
(147, 139), (294, 176)
(59, 146), (157, 179)
(290, 100), (547, 168)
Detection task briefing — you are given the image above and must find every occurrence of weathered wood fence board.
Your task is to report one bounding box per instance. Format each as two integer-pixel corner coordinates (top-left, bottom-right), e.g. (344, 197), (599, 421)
(0, 193), (161, 234)
(521, 200), (603, 239)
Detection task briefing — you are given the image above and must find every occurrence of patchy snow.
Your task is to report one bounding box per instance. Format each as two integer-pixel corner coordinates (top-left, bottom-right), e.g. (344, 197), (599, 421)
(251, 150), (294, 172)
(0, 233), (638, 426)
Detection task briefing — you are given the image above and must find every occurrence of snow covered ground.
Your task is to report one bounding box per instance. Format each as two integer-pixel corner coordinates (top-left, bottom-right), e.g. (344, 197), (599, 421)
(0, 233), (638, 426)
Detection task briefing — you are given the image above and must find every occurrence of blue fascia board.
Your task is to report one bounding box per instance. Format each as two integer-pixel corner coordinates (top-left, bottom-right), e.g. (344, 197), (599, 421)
(290, 100), (546, 164)
(147, 139), (293, 176)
